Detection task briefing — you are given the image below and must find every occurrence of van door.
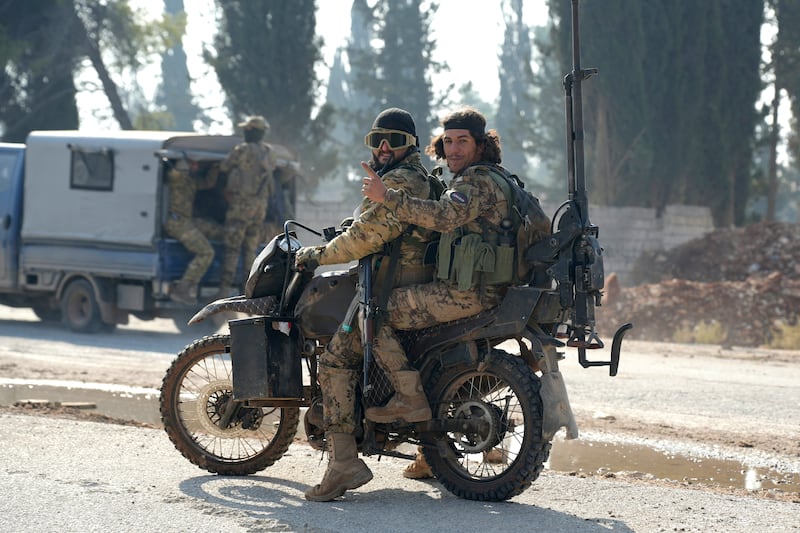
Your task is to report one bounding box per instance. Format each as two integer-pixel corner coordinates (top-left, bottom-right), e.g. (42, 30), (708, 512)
(0, 145), (24, 289)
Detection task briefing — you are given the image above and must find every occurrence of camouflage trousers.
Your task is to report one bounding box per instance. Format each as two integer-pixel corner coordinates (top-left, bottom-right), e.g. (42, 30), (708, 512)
(319, 280), (502, 434)
(219, 217), (266, 287)
(164, 216), (224, 285)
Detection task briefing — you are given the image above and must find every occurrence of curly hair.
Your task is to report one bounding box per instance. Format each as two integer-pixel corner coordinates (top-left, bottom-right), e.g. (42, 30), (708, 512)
(424, 107), (502, 164)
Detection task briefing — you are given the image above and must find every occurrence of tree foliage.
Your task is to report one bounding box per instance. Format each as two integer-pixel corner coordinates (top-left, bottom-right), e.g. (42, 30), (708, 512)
(0, 1), (80, 141)
(345, 0), (441, 159)
(209, 0), (335, 186)
(544, 0), (763, 226)
(0, 0), (180, 140)
(772, 0), (800, 167)
(374, 0), (439, 148)
(209, 1), (321, 146)
(153, 0), (198, 131)
(326, 0), (378, 191)
(496, 0), (537, 180)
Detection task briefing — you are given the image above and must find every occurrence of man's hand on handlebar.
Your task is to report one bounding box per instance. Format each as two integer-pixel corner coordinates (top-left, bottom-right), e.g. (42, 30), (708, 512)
(295, 245), (323, 272)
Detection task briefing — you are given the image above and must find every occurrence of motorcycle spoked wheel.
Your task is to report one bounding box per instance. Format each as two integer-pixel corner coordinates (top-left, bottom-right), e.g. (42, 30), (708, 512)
(160, 334), (300, 475)
(423, 348), (551, 501)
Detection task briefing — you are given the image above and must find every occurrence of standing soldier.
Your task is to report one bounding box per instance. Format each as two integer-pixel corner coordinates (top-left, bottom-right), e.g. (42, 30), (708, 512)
(215, 115), (275, 298)
(164, 159), (224, 305)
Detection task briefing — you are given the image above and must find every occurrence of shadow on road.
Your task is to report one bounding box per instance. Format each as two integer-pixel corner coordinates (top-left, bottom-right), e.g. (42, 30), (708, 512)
(179, 474), (635, 532)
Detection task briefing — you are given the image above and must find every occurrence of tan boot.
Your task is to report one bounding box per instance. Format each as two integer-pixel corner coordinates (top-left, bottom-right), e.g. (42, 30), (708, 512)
(365, 370), (431, 423)
(305, 432), (373, 502)
(170, 280), (196, 305)
(483, 448), (508, 464)
(403, 446), (433, 479)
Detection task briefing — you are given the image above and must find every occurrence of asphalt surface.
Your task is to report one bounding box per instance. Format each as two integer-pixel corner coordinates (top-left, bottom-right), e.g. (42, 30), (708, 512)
(0, 308), (799, 532)
(1, 411), (798, 533)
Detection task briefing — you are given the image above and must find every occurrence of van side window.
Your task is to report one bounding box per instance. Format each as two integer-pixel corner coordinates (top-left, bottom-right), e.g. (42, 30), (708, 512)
(70, 149), (114, 190)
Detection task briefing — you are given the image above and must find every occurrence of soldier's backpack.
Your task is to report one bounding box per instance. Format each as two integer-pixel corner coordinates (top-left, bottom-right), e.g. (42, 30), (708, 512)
(481, 165), (552, 285)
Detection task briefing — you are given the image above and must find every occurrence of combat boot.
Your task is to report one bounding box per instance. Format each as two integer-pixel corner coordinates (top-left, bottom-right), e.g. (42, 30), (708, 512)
(170, 280), (196, 305)
(403, 446), (433, 479)
(304, 432), (373, 501)
(365, 370), (431, 423)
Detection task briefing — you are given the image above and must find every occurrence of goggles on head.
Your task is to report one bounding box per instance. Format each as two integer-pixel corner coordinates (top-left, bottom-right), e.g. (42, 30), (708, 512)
(364, 128), (416, 150)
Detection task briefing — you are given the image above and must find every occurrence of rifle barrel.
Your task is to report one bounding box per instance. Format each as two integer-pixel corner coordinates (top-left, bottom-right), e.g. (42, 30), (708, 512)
(570, 0), (588, 223)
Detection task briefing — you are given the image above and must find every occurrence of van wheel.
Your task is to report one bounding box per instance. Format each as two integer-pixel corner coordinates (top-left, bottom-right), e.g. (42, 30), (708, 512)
(61, 279), (104, 333)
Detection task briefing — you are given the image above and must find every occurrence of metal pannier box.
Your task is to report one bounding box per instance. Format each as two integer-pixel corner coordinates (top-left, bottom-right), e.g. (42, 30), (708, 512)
(229, 316), (302, 400)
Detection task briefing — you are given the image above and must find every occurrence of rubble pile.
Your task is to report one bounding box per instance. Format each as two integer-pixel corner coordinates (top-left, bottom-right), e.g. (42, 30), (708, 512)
(629, 221), (800, 284)
(599, 221), (800, 347)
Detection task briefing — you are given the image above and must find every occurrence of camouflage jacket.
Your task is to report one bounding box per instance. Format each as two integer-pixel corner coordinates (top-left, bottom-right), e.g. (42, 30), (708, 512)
(166, 167), (219, 219)
(318, 152), (436, 269)
(220, 141), (275, 220)
(383, 162), (509, 237)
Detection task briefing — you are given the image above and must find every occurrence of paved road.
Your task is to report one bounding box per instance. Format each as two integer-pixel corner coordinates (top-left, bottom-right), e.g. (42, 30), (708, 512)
(1, 411), (798, 533)
(0, 307), (799, 532)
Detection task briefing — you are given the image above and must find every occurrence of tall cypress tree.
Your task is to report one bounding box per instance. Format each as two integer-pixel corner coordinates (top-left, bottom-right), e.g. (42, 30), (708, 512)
(210, 0), (336, 186)
(154, 0), (199, 131)
(326, 0), (378, 188)
(544, 0), (763, 226)
(496, 0), (536, 180)
(331, 0), (440, 172)
(210, 1), (322, 147)
(363, 0), (439, 153)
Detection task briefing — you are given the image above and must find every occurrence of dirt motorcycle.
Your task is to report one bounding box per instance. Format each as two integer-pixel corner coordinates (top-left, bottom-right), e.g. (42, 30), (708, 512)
(159, 0), (630, 501)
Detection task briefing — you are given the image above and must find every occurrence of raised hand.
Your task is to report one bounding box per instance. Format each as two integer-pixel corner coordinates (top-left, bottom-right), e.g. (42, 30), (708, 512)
(360, 161), (388, 203)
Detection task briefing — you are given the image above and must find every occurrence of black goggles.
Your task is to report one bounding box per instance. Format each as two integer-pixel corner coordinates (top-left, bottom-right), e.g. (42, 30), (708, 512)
(364, 128), (416, 150)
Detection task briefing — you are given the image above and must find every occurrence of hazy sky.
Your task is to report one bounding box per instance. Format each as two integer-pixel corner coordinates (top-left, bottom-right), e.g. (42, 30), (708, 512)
(80, 1), (548, 132)
(315, 0), (548, 102)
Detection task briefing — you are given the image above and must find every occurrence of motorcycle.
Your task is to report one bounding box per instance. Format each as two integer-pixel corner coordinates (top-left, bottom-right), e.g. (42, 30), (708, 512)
(160, 215), (631, 502)
(159, 0), (631, 501)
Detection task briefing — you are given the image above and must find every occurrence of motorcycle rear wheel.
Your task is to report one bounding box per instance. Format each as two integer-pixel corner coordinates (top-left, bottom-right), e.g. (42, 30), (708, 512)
(160, 334), (300, 475)
(424, 348), (551, 501)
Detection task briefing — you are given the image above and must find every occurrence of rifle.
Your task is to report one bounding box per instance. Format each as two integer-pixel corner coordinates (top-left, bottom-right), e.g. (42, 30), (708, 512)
(527, 0), (631, 375)
(347, 163), (392, 395)
(358, 254), (376, 393)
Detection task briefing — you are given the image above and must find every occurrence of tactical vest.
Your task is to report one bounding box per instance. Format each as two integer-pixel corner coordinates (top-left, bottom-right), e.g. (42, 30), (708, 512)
(436, 164), (515, 291)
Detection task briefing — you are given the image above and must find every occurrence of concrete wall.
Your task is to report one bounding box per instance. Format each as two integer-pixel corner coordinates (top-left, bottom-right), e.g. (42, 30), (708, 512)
(587, 204), (714, 284)
(293, 199), (715, 286)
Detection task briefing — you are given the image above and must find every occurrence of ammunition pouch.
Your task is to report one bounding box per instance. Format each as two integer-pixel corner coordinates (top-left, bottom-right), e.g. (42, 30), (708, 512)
(436, 231), (515, 290)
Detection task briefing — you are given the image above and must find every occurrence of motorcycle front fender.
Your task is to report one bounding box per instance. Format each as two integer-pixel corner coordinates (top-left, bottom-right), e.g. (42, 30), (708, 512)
(187, 294), (276, 324)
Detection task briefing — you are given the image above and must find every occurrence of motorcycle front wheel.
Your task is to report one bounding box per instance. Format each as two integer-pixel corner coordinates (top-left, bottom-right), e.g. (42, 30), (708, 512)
(160, 334), (300, 475)
(424, 348), (551, 501)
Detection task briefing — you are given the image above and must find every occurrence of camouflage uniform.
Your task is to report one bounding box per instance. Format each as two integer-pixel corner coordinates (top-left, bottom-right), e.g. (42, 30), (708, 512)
(218, 141), (276, 290)
(163, 166), (223, 287)
(314, 152), (436, 434)
(381, 162), (511, 330)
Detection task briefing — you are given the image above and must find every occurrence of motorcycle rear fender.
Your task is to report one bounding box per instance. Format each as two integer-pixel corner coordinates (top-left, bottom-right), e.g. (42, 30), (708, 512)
(524, 334), (579, 441)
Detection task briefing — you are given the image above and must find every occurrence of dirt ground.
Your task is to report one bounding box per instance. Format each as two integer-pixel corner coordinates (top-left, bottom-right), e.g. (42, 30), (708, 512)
(603, 221), (800, 347)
